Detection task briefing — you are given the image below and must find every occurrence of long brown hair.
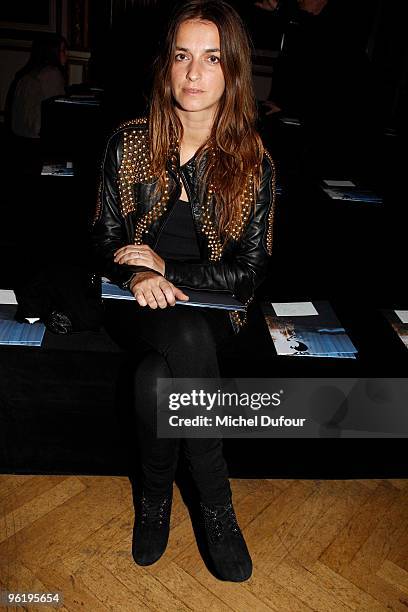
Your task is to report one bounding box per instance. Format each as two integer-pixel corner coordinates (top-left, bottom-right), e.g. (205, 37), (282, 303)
(149, 0), (264, 244)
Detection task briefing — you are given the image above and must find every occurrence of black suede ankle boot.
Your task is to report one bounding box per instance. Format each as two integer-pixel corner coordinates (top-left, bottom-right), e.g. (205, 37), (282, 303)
(132, 491), (173, 566)
(200, 499), (252, 582)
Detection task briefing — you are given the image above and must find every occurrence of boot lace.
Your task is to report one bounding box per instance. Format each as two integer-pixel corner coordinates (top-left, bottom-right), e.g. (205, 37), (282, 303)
(201, 502), (241, 543)
(140, 495), (171, 527)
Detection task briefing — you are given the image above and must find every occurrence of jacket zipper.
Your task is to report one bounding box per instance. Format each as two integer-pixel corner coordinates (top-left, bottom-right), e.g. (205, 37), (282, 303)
(152, 171), (181, 249)
(152, 205), (176, 249)
(178, 166), (203, 248)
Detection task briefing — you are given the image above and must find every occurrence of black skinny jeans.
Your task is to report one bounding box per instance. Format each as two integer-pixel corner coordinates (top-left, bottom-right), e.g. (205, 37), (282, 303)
(105, 300), (236, 505)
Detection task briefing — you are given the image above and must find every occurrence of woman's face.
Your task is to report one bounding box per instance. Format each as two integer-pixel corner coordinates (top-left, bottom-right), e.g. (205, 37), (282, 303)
(170, 19), (225, 119)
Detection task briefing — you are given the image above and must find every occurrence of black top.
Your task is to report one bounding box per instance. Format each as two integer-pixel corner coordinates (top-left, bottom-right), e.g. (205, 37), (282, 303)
(155, 198), (201, 261)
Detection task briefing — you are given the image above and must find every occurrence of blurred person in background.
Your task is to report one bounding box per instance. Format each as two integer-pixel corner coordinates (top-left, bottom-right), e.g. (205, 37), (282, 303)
(5, 33), (68, 174)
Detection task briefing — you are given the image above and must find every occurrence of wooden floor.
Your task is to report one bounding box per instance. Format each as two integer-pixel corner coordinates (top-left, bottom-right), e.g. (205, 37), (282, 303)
(1, 476), (408, 611)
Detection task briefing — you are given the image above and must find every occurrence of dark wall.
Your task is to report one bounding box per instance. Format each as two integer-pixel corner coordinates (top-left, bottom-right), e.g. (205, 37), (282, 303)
(370, 0), (408, 130)
(87, 0), (172, 125)
(86, 0), (408, 131)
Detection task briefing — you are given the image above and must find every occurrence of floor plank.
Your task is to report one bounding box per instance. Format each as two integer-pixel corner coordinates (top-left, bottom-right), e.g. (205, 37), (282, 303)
(1, 475), (407, 612)
(307, 559), (386, 611)
(155, 561), (233, 611)
(0, 476), (86, 544)
(320, 480), (400, 573)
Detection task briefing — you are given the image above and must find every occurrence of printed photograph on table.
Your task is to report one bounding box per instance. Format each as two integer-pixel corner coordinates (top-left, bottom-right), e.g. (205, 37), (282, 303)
(261, 300), (358, 358)
(382, 309), (408, 350)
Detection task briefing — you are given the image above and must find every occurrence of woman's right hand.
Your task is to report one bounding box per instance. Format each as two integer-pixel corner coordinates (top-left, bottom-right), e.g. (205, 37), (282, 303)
(129, 271), (189, 309)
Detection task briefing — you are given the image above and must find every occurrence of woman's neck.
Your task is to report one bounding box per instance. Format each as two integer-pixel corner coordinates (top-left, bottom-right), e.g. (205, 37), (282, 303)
(176, 109), (214, 165)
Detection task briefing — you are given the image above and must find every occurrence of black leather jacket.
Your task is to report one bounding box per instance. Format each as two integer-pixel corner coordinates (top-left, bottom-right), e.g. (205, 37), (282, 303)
(92, 117), (277, 332)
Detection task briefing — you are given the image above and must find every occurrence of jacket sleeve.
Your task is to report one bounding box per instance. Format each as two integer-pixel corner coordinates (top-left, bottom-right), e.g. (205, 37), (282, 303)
(164, 154), (277, 304)
(92, 130), (160, 288)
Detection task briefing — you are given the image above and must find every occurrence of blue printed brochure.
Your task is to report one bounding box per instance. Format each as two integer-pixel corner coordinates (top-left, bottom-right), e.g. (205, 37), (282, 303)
(261, 300), (358, 359)
(101, 281), (245, 311)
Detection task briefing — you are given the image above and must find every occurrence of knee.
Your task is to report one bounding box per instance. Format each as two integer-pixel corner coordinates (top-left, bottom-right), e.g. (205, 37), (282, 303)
(133, 351), (171, 395)
(133, 351), (171, 427)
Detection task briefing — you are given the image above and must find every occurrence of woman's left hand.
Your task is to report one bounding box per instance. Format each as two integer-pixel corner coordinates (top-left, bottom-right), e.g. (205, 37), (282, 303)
(113, 244), (165, 275)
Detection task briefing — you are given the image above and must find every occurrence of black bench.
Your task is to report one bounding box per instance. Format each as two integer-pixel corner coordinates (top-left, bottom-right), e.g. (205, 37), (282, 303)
(1, 300), (407, 479)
